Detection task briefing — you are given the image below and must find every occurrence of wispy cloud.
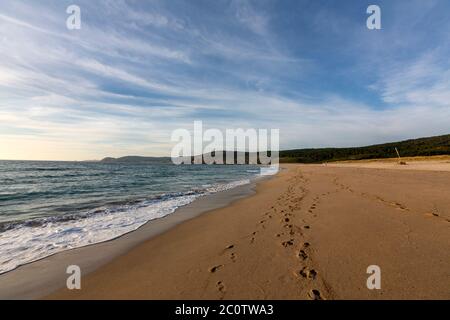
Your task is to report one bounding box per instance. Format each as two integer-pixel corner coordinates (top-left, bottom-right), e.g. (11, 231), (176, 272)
(0, 0), (449, 160)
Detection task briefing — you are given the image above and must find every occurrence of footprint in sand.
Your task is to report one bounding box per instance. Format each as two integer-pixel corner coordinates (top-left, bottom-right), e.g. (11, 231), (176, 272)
(216, 281), (225, 293)
(209, 265), (223, 273)
(424, 212), (450, 223)
(308, 289), (323, 300)
(250, 231), (257, 242)
(299, 267), (317, 279)
(298, 250), (308, 260)
(392, 202), (408, 211)
(308, 203), (317, 215)
(223, 245), (237, 262)
(281, 239), (294, 247)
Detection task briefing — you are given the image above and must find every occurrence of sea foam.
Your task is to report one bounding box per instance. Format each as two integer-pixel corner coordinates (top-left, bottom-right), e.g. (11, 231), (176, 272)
(0, 179), (250, 274)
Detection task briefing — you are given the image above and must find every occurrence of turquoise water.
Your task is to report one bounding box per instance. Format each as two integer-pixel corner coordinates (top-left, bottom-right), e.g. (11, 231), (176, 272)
(0, 161), (260, 273)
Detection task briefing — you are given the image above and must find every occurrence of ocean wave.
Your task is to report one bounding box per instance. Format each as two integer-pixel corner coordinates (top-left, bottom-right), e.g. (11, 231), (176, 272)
(0, 179), (251, 274)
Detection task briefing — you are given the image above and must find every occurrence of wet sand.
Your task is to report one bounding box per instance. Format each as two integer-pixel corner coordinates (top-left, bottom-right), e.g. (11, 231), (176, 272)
(0, 181), (258, 299)
(47, 162), (450, 300)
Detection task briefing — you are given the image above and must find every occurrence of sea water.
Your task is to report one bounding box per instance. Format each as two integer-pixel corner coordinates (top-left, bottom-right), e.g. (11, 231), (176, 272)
(0, 161), (260, 274)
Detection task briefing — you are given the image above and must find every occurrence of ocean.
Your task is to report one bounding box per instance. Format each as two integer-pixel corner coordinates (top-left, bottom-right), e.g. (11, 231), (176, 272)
(0, 161), (261, 274)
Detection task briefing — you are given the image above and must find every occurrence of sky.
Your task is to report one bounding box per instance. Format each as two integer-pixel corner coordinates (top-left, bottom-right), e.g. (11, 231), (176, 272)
(0, 0), (449, 160)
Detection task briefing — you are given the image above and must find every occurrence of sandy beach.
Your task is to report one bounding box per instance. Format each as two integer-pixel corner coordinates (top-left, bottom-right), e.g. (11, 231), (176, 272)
(2, 0), (450, 304)
(40, 161), (450, 300)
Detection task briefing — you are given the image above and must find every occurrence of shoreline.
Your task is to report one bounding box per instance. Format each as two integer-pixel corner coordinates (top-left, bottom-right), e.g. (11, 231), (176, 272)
(0, 174), (268, 300)
(1, 161), (449, 299)
(48, 162), (449, 300)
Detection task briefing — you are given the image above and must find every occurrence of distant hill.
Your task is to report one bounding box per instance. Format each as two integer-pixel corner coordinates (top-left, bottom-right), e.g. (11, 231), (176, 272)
(280, 134), (450, 163)
(100, 156), (172, 164)
(99, 134), (450, 164)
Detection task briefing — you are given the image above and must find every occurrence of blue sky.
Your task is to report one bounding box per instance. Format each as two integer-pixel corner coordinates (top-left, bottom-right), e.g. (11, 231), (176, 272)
(0, 0), (449, 160)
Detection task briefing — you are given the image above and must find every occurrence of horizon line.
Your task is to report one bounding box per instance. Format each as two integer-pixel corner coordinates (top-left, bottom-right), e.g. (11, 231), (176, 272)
(1, 133), (448, 162)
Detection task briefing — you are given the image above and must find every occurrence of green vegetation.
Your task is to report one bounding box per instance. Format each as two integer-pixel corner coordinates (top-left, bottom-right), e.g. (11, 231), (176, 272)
(100, 134), (450, 165)
(280, 134), (450, 163)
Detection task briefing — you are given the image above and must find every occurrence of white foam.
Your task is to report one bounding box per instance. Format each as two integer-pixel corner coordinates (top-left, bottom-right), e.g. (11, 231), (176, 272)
(205, 179), (250, 193)
(0, 179), (251, 274)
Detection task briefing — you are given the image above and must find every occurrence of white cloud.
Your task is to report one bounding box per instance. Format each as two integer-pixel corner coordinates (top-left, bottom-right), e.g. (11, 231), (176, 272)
(0, 1), (449, 160)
